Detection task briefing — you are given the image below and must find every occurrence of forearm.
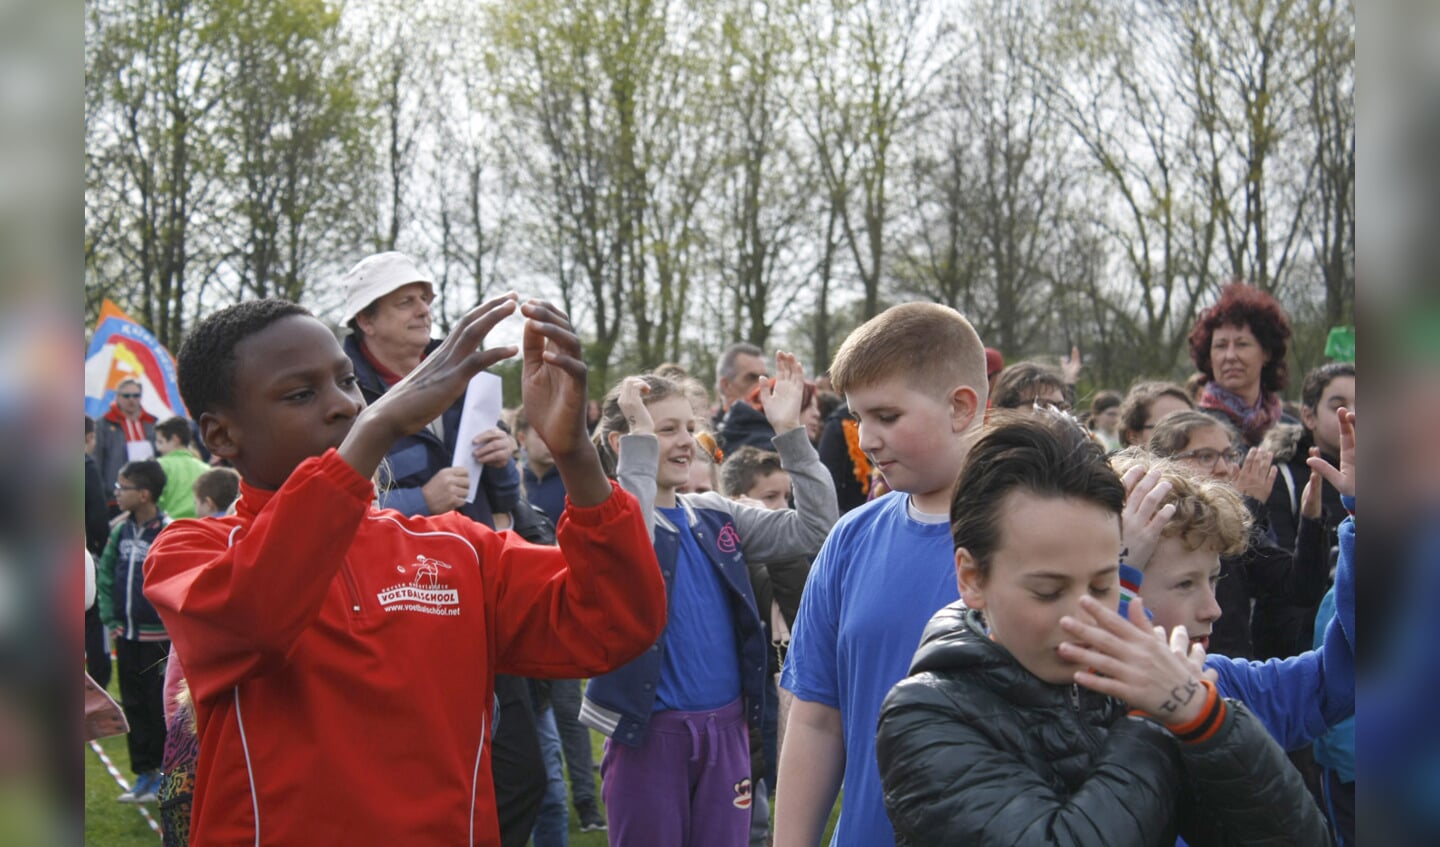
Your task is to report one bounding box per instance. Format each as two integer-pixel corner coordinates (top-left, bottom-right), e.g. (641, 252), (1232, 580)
(144, 450), (374, 698)
(774, 427), (840, 542)
(879, 701), (1178, 846)
(552, 443), (613, 509)
(774, 700), (845, 847)
(482, 459), (521, 513)
(492, 483), (665, 677)
(337, 414), (400, 484)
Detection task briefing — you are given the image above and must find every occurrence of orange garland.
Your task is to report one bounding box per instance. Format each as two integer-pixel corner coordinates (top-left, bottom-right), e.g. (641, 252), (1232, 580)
(841, 418), (871, 496)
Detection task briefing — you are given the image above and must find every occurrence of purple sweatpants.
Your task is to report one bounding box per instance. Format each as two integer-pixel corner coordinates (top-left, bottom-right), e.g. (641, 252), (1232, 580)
(601, 698), (752, 847)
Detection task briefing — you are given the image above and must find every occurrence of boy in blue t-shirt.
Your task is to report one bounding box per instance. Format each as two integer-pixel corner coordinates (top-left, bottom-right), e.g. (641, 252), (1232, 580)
(776, 303), (988, 847)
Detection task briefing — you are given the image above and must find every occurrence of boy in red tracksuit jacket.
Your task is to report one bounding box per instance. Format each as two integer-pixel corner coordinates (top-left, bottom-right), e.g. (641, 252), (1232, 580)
(143, 295), (666, 846)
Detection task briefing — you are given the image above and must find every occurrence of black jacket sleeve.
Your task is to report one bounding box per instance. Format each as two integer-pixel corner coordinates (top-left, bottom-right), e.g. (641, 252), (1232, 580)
(1176, 699), (1334, 846)
(85, 455), (111, 557)
(877, 683), (1182, 846)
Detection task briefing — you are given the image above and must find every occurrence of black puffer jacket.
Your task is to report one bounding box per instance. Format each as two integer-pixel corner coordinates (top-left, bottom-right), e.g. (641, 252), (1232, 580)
(876, 604), (1332, 847)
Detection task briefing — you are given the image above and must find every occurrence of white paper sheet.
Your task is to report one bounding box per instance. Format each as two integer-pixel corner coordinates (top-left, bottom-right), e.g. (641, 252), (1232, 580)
(451, 371), (504, 503)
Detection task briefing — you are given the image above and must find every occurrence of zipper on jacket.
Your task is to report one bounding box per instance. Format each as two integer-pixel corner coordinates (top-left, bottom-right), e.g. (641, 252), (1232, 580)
(125, 535), (137, 636)
(340, 563), (363, 614)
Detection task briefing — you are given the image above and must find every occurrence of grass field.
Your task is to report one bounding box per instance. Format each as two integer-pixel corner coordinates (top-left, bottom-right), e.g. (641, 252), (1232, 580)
(86, 665), (841, 845)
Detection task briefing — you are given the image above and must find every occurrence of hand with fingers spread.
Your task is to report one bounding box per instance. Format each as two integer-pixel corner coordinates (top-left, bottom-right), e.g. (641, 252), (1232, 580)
(1059, 595), (1211, 727)
(342, 293), (520, 480)
(1306, 407), (1355, 499)
(518, 299), (612, 507)
(758, 351), (805, 434)
(1232, 446), (1277, 502)
(1119, 466), (1177, 571)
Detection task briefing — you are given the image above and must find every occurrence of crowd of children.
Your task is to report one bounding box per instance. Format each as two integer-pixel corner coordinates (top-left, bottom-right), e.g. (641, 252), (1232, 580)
(84, 264), (1356, 846)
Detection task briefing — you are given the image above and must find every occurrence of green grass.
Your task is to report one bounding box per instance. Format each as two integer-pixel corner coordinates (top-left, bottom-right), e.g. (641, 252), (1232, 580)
(86, 664), (840, 845)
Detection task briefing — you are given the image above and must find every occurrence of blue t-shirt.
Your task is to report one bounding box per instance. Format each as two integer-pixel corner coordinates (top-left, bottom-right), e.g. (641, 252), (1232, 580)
(781, 492), (958, 847)
(654, 505), (742, 711)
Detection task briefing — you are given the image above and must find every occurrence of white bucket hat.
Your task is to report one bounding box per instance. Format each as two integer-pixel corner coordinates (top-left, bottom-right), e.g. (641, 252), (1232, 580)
(339, 252), (435, 325)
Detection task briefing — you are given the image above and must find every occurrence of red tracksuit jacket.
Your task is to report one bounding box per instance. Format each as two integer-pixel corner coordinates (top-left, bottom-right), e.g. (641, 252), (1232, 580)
(144, 449), (666, 845)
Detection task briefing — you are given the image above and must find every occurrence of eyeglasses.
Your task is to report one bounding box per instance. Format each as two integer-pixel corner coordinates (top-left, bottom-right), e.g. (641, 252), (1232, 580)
(1173, 447), (1242, 468)
(117, 392), (141, 400)
(114, 483), (141, 492)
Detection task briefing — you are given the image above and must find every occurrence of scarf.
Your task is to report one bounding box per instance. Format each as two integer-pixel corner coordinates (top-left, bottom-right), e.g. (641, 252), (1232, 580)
(1198, 380), (1283, 446)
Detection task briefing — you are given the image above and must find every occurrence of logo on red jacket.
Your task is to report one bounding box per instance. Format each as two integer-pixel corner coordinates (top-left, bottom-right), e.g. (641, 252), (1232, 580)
(732, 777), (752, 809)
(716, 523), (740, 554)
(377, 555), (460, 616)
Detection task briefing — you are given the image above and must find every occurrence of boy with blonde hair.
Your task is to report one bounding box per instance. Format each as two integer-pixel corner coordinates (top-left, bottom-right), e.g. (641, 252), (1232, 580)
(776, 302), (987, 846)
(1102, 444), (1355, 755)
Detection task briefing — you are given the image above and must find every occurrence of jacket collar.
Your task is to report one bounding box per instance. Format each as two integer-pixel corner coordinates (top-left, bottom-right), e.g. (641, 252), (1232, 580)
(104, 404), (156, 426)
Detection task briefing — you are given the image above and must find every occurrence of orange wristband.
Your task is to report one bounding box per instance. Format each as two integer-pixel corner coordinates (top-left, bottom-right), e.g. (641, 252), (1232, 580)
(1164, 679), (1226, 744)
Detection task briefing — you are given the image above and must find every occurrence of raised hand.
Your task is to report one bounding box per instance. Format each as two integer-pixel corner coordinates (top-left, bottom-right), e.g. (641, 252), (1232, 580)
(1119, 465), (1177, 571)
(344, 294), (519, 480)
(519, 299), (589, 458)
(1233, 446), (1277, 502)
(518, 298), (612, 507)
(1061, 345), (1082, 384)
(616, 377), (655, 436)
(758, 351), (805, 434)
(1306, 407), (1355, 498)
(1059, 595), (1212, 726)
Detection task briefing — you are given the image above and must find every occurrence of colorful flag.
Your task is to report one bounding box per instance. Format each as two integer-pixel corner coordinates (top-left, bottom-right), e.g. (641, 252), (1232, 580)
(84, 300), (189, 421)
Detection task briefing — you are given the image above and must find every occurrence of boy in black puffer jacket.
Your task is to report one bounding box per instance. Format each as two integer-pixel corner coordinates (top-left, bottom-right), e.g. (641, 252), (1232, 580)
(875, 411), (1330, 846)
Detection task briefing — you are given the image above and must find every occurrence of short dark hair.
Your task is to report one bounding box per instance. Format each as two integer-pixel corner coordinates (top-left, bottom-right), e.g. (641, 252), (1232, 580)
(715, 343), (764, 385)
(1301, 362), (1355, 411)
(950, 410), (1125, 580)
(155, 416), (194, 447)
(85, 415), (95, 436)
(193, 467), (241, 512)
(1089, 390), (1122, 416)
(991, 362), (1068, 410)
(1117, 381), (1194, 446)
(177, 299), (312, 418)
(1187, 282), (1293, 394)
(720, 445), (785, 498)
(119, 459), (167, 502)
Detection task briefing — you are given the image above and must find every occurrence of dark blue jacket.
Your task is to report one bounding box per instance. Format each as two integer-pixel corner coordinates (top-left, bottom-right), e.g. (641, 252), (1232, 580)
(344, 333), (518, 527)
(581, 428), (838, 746)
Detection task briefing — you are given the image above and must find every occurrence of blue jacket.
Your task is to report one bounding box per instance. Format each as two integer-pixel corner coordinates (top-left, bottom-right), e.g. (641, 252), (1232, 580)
(581, 427), (838, 746)
(344, 333), (519, 527)
(1205, 497), (1356, 751)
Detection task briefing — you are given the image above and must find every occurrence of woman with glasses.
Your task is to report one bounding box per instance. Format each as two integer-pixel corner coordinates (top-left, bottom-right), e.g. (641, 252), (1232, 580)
(1146, 411), (1330, 660)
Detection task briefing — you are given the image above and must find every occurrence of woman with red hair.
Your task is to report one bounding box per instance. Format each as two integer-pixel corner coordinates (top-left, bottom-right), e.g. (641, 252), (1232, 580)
(1188, 283), (1296, 446)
